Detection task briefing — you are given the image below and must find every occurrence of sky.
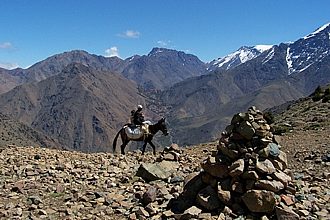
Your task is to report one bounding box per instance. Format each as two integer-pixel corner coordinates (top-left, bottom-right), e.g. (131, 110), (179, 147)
(0, 0), (329, 69)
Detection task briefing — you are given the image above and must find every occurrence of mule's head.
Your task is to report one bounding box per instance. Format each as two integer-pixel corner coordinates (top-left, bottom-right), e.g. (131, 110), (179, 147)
(158, 118), (169, 136)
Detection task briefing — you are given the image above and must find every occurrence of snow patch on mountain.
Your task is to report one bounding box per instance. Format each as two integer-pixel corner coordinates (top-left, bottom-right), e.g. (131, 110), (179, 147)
(262, 47), (275, 64)
(209, 45), (272, 71)
(127, 55), (140, 62)
(286, 47), (294, 75)
(298, 63), (312, 73)
(254, 45), (273, 52)
(147, 48), (168, 57)
(149, 49), (163, 56)
(210, 23), (329, 75)
(304, 23), (330, 40)
(284, 23), (330, 75)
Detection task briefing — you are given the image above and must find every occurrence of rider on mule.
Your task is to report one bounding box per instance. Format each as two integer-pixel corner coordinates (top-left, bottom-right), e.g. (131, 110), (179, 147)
(132, 105), (145, 125)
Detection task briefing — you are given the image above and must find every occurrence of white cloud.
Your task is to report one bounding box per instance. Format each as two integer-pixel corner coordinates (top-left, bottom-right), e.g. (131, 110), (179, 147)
(0, 42), (13, 49)
(117, 30), (140, 38)
(157, 40), (173, 48)
(157, 40), (168, 47)
(0, 62), (19, 70)
(105, 46), (120, 58)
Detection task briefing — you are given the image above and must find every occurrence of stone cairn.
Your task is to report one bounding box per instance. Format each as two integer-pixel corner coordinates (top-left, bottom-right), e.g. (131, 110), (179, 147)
(157, 144), (182, 162)
(170, 106), (298, 219)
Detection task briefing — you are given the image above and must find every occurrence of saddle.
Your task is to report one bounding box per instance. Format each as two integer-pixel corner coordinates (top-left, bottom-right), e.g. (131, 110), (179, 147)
(124, 124), (150, 140)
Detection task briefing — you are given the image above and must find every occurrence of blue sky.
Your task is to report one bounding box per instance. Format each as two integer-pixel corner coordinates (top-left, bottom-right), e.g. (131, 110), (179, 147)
(0, 0), (329, 69)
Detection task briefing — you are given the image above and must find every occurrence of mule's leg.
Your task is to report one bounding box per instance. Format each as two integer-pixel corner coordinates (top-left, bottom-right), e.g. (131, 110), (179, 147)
(148, 141), (157, 155)
(121, 140), (129, 155)
(142, 141), (148, 155)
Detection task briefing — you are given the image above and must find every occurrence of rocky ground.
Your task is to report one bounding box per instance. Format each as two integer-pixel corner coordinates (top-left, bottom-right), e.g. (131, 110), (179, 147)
(272, 98), (330, 220)
(0, 143), (217, 220)
(0, 98), (329, 220)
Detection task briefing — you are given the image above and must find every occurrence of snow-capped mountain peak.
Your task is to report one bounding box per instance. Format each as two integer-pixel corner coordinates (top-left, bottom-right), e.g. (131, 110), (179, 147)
(254, 45), (273, 53)
(303, 22), (330, 40)
(286, 23), (330, 75)
(208, 45), (272, 71)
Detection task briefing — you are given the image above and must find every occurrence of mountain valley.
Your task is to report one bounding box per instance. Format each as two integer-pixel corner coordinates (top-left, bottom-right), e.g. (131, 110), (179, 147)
(0, 23), (329, 151)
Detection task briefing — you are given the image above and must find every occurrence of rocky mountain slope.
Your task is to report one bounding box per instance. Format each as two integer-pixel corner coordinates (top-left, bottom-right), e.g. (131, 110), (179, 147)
(0, 67), (20, 94)
(0, 50), (123, 94)
(0, 112), (61, 149)
(0, 98), (328, 219)
(162, 23), (330, 146)
(0, 63), (147, 152)
(121, 48), (207, 90)
(269, 84), (330, 170)
(0, 48), (206, 94)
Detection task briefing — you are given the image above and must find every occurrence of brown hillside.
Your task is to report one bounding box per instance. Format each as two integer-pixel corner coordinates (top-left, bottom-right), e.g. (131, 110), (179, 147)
(0, 63), (147, 152)
(0, 68), (20, 94)
(0, 112), (61, 149)
(270, 91), (330, 175)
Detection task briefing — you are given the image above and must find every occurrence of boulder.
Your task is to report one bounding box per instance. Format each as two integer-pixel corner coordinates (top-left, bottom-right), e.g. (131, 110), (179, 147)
(256, 159), (276, 174)
(201, 159), (228, 178)
(242, 190), (276, 213)
(217, 183), (231, 205)
(218, 143), (239, 160)
(181, 206), (202, 219)
(258, 143), (280, 158)
(275, 206), (299, 220)
(229, 159), (245, 177)
(143, 186), (157, 205)
(272, 171), (292, 187)
(242, 171), (259, 180)
(277, 151), (288, 169)
(196, 186), (221, 211)
(255, 180), (285, 192)
(169, 172), (205, 213)
(136, 163), (168, 181)
(237, 121), (255, 140)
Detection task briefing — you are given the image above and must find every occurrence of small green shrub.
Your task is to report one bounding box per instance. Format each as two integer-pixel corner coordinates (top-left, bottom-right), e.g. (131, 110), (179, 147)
(304, 123), (321, 130)
(311, 85), (324, 102)
(263, 112), (275, 124)
(49, 192), (64, 198)
(314, 85), (323, 95)
(272, 125), (291, 135)
(312, 92), (323, 102)
(302, 106), (312, 112)
(322, 94), (330, 103)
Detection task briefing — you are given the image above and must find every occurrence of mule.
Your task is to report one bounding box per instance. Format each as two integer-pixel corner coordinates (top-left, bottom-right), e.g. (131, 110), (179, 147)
(113, 118), (168, 155)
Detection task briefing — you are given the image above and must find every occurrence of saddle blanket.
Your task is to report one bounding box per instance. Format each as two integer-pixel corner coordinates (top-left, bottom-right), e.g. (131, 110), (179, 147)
(124, 124), (149, 139)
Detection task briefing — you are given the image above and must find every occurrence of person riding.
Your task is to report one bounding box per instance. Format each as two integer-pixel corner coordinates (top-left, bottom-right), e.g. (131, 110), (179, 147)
(133, 105), (145, 126)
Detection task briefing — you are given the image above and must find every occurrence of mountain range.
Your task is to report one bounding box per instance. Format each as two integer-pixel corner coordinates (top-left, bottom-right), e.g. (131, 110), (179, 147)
(162, 23), (330, 145)
(0, 47), (206, 94)
(0, 23), (329, 151)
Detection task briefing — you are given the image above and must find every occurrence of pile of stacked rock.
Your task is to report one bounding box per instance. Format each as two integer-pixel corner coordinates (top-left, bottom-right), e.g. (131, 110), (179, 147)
(170, 106), (298, 219)
(157, 144), (182, 162)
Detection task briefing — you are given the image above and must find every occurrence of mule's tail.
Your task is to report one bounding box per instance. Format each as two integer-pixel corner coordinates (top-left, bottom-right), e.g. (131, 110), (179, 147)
(112, 128), (122, 153)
